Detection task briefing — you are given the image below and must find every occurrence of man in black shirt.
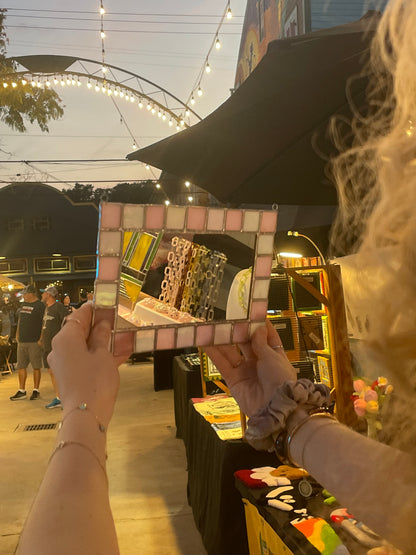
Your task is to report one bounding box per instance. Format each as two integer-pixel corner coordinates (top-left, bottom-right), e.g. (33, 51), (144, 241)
(10, 284), (45, 401)
(40, 286), (67, 409)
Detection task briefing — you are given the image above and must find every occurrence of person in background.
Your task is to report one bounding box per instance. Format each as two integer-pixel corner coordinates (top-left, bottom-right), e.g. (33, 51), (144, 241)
(63, 294), (74, 316)
(10, 284), (44, 401)
(40, 286), (68, 409)
(76, 290), (88, 309)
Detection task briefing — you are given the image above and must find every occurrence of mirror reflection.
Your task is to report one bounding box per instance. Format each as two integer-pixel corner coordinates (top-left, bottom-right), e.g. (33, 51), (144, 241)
(116, 231), (256, 330)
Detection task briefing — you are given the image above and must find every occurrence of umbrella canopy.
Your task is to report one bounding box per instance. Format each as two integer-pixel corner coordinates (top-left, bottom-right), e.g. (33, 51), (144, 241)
(0, 275), (25, 290)
(127, 13), (380, 207)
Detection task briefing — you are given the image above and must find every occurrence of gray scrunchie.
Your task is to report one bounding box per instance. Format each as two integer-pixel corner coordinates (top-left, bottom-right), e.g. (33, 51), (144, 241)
(245, 379), (331, 451)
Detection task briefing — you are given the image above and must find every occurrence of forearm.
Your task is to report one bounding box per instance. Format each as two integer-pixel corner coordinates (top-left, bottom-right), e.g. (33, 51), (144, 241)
(288, 413), (416, 552)
(17, 409), (119, 555)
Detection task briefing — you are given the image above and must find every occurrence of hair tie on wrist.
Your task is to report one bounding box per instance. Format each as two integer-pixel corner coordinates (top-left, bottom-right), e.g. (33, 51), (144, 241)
(245, 379), (332, 453)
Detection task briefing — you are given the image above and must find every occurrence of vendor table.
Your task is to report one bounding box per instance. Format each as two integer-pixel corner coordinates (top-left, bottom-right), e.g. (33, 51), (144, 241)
(186, 400), (276, 555)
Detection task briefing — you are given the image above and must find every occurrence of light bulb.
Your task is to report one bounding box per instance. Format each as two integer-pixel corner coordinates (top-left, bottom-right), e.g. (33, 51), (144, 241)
(36, 81), (42, 87)
(156, 183), (161, 189)
(165, 200), (170, 206)
(60, 80), (65, 86)
(138, 101), (143, 108)
(95, 84), (100, 92)
(205, 63), (211, 73)
(71, 78), (76, 85)
(226, 7), (232, 19)
(119, 90), (124, 98)
(180, 120), (185, 127)
(151, 107), (156, 114)
(185, 181), (190, 187)
(190, 96), (195, 105)
(107, 88), (112, 95)
(102, 85), (107, 93)
(113, 88), (118, 96)
(87, 81), (92, 89)
(53, 77), (58, 85)
(130, 95), (135, 102)
(158, 110), (162, 118)
(100, 6), (105, 15)
(3, 82), (8, 88)
(168, 119), (173, 127)
(101, 31), (106, 39)
(132, 143), (137, 149)
(185, 109), (190, 116)
(102, 66), (108, 73)
(188, 196), (193, 202)
(66, 77), (71, 85)
(45, 80), (50, 87)
(176, 125), (181, 131)
(77, 79), (81, 86)
(197, 87), (203, 97)
(162, 113), (166, 121)
(11, 81), (17, 87)
(21, 78), (27, 85)
(145, 165), (150, 170)
(146, 103), (151, 111)
(125, 94), (130, 101)
(215, 37), (221, 50)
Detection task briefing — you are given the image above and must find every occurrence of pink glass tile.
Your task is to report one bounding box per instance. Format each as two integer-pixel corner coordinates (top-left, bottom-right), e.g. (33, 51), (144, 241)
(250, 300), (268, 321)
(100, 203), (122, 229)
(93, 307), (116, 328)
(97, 257), (120, 280)
(196, 324), (214, 346)
(99, 231), (122, 255)
(135, 329), (155, 353)
(254, 256), (273, 277)
(145, 205), (165, 230)
(232, 322), (250, 344)
(114, 331), (134, 357)
(176, 326), (195, 348)
(213, 323), (232, 345)
(260, 211), (278, 232)
(186, 206), (207, 230)
(156, 327), (176, 350)
(250, 322), (264, 338)
(207, 209), (225, 231)
(225, 209), (243, 231)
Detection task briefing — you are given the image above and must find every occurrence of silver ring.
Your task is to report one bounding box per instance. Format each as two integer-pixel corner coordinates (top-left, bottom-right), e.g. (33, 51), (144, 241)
(271, 345), (284, 349)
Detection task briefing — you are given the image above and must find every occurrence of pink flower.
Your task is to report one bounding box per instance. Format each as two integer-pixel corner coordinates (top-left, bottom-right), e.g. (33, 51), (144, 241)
(353, 379), (366, 393)
(364, 389), (378, 402)
(354, 398), (367, 417)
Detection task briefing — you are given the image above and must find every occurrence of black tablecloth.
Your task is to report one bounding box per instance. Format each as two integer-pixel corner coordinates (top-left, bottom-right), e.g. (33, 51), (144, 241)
(173, 356), (203, 443)
(186, 401), (277, 555)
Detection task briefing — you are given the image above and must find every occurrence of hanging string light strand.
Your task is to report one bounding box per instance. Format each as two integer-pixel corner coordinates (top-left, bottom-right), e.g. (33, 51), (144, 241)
(184, 0), (233, 112)
(100, 2), (107, 74)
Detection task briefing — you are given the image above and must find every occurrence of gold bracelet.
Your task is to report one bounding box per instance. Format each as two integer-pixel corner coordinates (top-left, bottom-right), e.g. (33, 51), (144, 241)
(59, 402), (106, 434)
(287, 413), (338, 468)
(49, 440), (108, 484)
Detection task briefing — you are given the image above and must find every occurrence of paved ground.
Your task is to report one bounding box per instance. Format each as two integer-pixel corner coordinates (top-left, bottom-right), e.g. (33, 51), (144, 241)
(0, 362), (207, 554)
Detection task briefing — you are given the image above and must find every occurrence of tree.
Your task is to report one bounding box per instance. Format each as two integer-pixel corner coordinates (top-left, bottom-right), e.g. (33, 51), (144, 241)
(0, 9), (64, 132)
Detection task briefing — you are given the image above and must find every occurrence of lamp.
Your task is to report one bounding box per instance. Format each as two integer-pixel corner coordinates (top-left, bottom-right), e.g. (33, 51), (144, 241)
(287, 231), (326, 265)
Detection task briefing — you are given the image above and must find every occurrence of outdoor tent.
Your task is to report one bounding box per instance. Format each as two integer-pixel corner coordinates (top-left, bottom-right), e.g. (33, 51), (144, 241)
(127, 13), (380, 207)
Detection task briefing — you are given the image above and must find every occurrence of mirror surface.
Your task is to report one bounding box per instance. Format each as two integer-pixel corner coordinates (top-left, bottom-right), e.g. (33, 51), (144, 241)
(116, 230), (256, 330)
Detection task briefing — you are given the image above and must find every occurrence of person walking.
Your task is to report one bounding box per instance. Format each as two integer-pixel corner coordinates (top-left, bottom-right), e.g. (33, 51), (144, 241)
(63, 295), (74, 316)
(10, 284), (44, 401)
(40, 286), (67, 409)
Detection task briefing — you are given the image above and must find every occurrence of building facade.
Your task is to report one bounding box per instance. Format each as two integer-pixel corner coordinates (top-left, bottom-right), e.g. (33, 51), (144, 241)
(235, 0), (388, 88)
(0, 182), (98, 301)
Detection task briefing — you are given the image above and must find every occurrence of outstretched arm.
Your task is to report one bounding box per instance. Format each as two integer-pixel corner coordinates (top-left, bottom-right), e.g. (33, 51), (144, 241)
(17, 303), (128, 555)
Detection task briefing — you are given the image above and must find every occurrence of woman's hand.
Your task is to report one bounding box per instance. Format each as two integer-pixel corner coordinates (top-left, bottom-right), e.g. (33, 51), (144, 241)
(48, 302), (129, 427)
(205, 319), (296, 416)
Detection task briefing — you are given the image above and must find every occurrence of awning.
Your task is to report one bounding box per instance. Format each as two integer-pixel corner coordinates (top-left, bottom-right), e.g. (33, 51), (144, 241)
(127, 13), (380, 207)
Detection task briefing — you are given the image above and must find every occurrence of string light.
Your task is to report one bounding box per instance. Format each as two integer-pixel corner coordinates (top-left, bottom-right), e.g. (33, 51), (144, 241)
(100, 30), (106, 39)
(145, 165), (150, 170)
(53, 77), (58, 85)
(197, 87), (203, 97)
(138, 100), (143, 109)
(205, 62), (211, 74)
(226, 3), (233, 19)
(215, 37), (221, 50)
(185, 181), (191, 187)
(164, 200), (170, 206)
(21, 78), (27, 85)
(190, 95), (195, 105)
(188, 196), (193, 202)
(99, 4), (105, 15)
(11, 81), (17, 88)
(87, 80), (92, 89)
(156, 183), (161, 189)
(3, 82), (8, 88)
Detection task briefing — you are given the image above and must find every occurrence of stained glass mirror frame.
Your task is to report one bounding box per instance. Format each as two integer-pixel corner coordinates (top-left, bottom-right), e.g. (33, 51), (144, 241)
(93, 202), (277, 355)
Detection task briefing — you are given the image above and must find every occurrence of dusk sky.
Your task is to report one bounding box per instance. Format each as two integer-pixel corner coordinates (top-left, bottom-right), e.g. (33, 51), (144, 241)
(0, 1), (246, 189)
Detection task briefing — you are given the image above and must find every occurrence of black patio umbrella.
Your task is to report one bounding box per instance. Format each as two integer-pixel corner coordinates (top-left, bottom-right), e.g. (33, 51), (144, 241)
(127, 13), (380, 207)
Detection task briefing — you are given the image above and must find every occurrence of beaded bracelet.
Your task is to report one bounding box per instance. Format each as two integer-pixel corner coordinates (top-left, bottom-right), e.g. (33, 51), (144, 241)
(59, 402), (106, 434)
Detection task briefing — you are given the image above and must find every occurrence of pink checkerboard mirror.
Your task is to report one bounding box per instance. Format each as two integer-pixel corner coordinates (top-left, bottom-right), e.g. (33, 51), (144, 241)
(93, 203), (277, 355)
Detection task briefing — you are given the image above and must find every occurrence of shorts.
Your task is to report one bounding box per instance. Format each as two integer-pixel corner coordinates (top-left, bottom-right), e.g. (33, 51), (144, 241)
(17, 342), (43, 370)
(42, 350), (51, 369)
